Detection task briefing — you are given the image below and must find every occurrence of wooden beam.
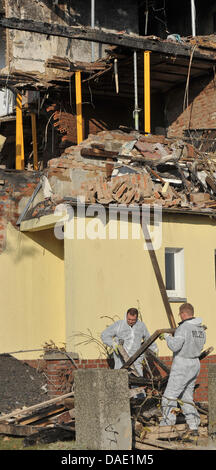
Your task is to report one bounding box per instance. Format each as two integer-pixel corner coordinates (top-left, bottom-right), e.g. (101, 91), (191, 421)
(16, 93), (24, 170)
(0, 423), (42, 437)
(141, 216), (177, 329)
(146, 349), (170, 374)
(75, 71), (83, 144)
(31, 112), (38, 170)
(0, 17), (216, 62)
(121, 328), (175, 370)
(0, 391), (74, 423)
(117, 342), (141, 377)
(17, 405), (65, 425)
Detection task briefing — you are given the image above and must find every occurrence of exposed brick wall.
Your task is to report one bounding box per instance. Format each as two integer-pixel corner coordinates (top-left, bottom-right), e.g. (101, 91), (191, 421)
(24, 358), (111, 397)
(159, 355), (216, 403)
(47, 95), (135, 146)
(166, 76), (216, 137)
(26, 354), (216, 402)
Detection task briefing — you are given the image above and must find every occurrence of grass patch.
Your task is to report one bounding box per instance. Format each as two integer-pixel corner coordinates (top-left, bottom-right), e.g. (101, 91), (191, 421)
(0, 435), (83, 451)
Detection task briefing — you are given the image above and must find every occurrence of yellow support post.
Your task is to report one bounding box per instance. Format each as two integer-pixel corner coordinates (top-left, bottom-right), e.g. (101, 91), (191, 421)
(75, 71), (83, 144)
(16, 93), (25, 170)
(144, 51), (151, 134)
(31, 113), (38, 171)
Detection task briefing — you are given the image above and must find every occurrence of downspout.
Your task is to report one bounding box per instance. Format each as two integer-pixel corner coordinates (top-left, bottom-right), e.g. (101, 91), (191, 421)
(190, 0), (196, 36)
(91, 0), (95, 62)
(133, 50), (139, 131)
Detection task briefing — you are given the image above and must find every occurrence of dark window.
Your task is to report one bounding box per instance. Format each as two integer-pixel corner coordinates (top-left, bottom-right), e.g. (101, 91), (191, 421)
(165, 250), (175, 290)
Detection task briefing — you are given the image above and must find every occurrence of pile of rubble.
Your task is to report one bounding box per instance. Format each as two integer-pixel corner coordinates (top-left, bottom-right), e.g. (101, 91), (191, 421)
(19, 128), (216, 223)
(0, 354), (48, 415)
(45, 129), (216, 211)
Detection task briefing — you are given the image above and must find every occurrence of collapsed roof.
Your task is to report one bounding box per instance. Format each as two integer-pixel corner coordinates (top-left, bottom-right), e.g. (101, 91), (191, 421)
(20, 128), (216, 222)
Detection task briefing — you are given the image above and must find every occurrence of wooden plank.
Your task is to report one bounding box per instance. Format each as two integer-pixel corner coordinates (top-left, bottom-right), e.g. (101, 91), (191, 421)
(145, 424), (187, 441)
(135, 437), (180, 450)
(129, 375), (168, 387)
(146, 349), (170, 375)
(121, 329), (175, 370)
(17, 406), (66, 425)
(0, 17), (215, 62)
(206, 176), (216, 193)
(0, 423), (42, 437)
(0, 391), (74, 423)
(117, 342), (141, 377)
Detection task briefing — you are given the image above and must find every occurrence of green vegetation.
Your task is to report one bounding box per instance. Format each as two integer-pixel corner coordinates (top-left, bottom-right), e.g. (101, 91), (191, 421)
(0, 435), (82, 451)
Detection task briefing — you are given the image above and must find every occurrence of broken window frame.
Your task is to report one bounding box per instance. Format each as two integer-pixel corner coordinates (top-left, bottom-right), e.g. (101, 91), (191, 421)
(165, 247), (186, 302)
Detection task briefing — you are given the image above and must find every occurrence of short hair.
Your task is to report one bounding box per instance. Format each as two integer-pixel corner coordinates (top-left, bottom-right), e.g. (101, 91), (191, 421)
(127, 308), (138, 317)
(179, 303), (194, 316)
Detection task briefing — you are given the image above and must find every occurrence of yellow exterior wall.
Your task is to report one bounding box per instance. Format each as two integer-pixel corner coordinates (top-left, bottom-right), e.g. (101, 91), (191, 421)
(64, 212), (216, 359)
(3, 209), (215, 361)
(0, 223), (65, 359)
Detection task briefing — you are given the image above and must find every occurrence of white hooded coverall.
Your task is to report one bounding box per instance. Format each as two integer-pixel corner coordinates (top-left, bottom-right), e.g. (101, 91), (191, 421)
(101, 317), (158, 376)
(160, 317), (206, 430)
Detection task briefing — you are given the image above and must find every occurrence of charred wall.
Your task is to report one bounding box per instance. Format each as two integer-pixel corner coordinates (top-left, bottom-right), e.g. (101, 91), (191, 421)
(5, 0), (139, 73)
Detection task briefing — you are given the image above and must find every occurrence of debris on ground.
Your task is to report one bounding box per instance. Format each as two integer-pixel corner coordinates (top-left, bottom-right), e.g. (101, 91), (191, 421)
(0, 350), (212, 450)
(0, 390), (75, 445)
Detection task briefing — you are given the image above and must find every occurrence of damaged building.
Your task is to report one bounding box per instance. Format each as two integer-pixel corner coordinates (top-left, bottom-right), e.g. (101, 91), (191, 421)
(0, 0), (216, 448)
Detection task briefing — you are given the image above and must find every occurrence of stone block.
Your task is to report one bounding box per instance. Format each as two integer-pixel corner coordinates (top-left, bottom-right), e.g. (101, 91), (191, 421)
(74, 369), (132, 450)
(208, 364), (216, 436)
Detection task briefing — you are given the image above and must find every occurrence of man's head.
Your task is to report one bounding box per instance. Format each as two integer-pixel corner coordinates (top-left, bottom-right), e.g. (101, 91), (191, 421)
(179, 302), (194, 321)
(126, 307), (138, 326)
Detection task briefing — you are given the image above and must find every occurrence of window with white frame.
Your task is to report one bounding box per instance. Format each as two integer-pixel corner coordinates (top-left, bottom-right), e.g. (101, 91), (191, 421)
(165, 248), (186, 300)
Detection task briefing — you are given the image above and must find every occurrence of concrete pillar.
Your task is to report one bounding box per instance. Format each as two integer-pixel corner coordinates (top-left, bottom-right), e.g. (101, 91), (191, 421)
(208, 364), (216, 436)
(74, 369), (132, 450)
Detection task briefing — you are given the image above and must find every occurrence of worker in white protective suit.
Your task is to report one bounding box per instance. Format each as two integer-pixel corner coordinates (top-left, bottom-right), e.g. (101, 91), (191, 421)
(101, 307), (158, 376)
(159, 302), (206, 437)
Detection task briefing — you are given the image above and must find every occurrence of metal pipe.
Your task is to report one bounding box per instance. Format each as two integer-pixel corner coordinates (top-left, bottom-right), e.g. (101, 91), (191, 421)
(133, 50), (139, 131)
(31, 112), (38, 170)
(190, 0), (196, 37)
(91, 0), (95, 62)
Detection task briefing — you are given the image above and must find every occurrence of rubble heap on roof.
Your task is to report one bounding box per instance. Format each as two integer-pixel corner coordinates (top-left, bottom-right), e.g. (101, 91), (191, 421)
(22, 129), (216, 221)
